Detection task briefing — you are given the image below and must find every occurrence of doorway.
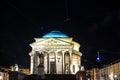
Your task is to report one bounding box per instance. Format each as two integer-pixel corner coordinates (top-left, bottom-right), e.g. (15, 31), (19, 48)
(50, 62), (55, 74)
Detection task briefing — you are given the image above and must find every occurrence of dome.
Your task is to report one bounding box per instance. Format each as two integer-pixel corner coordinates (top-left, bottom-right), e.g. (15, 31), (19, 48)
(42, 30), (69, 38)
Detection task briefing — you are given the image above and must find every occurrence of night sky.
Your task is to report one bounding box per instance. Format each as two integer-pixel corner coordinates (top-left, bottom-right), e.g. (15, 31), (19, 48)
(1, 0), (120, 69)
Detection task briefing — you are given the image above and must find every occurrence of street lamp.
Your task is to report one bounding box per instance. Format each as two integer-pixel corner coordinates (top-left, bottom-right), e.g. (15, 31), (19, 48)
(96, 51), (101, 62)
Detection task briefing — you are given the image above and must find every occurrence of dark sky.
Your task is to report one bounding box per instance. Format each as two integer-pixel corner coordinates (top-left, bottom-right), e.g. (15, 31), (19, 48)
(1, 0), (120, 69)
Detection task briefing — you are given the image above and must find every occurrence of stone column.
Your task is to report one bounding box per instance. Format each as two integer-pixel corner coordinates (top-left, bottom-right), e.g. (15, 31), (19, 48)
(29, 51), (36, 74)
(30, 55), (34, 74)
(69, 51), (72, 74)
(54, 51), (57, 74)
(34, 51), (40, 74)
(47, 53), (50, 74)
(62, 51), (65, 74)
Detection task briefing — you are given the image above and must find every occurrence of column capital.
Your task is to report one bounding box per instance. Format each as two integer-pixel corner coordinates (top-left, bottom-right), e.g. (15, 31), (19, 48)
(61, 50), (66, 54)
(29, 51), (35, 56)
(54, 50), (59, 54)
(68, 50), (72, 55)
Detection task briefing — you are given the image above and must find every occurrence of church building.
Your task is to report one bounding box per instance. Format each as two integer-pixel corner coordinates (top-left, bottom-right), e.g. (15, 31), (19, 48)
(29, 30), (82, 74)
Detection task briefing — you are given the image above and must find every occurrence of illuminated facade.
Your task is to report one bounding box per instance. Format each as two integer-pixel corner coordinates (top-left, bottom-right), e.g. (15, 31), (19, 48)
(0, 68), (9, 80)
(86, 68), (99, 80)
(86, 59), (120, 80)
(29, 30), (82, 74)
(99, 60), (120, 80)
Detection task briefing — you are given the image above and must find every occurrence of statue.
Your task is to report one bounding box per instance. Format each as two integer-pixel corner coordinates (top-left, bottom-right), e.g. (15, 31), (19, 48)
(38, 53), (45, 79)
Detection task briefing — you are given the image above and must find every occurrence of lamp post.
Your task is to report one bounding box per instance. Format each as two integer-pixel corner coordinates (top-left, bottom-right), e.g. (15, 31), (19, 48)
(96, 51), (100, 62)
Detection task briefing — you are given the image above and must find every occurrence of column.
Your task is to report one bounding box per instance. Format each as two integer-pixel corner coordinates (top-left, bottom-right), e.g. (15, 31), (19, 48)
(30, 55), (34, 74)
(29, 51), (36, 74)
(54, 51), (57, 74)
(35, 51), (39, 74)
(62, 51), (65, 74)
(69, 51), (72, 74)
(47, 53), (50, 74)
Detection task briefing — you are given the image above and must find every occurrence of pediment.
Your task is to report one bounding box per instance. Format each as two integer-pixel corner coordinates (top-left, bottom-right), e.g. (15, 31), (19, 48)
(31, 38), (72, 46)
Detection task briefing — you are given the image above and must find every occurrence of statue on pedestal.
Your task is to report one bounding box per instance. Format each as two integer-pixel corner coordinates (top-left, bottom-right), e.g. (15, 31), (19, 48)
(37, 53), (45, 79)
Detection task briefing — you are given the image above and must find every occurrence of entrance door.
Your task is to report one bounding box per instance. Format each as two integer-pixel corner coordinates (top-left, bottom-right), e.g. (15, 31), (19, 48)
(50, 62), (55, 74)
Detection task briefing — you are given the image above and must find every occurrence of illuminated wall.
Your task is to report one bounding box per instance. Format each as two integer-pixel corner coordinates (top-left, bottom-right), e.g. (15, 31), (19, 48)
(86, 59), (120, 80)
(0, 69), (9, 80)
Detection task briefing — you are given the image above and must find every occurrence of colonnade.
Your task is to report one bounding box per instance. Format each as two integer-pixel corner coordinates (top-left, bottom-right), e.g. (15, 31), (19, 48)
(29, 50), (73, 74)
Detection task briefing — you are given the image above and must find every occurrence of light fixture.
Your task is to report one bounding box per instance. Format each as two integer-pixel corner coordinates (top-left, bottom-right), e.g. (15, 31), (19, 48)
(0, 75), (3, 80)
(114, 75), (117, 78)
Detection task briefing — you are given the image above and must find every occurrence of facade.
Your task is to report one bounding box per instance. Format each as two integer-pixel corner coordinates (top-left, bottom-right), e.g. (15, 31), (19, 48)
(86, 68), (99, 80)
(0, 65), (29, 80)
(99, 59), (120, 80)
(0, 68), (9, 80)
(86, 59), (120, 80)
(29, 30), (82, 74)
(10, 64), (30, 75)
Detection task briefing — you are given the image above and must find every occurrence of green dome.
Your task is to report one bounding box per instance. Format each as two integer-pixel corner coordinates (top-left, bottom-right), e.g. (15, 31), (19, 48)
(42, 30), (69, 38)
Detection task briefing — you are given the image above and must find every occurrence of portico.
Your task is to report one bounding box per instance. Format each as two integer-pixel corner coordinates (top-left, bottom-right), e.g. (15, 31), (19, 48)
(29, 31), (82, 74)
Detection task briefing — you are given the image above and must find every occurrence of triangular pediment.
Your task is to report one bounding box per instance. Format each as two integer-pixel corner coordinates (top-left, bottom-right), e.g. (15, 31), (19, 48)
(31, 38), (72, 46)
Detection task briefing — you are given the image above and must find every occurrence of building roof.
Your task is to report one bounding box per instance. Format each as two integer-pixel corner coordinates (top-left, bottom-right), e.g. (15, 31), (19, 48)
(42, 30), (69, 38)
